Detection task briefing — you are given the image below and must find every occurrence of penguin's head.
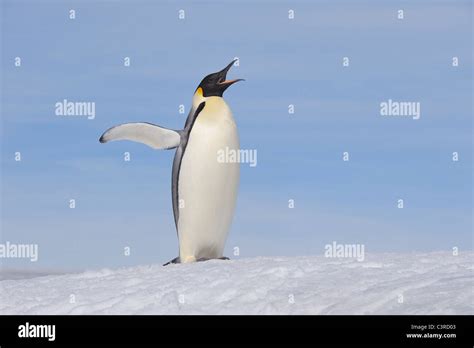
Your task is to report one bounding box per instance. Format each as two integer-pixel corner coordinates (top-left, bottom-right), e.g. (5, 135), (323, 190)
(194, 60), (244, 99)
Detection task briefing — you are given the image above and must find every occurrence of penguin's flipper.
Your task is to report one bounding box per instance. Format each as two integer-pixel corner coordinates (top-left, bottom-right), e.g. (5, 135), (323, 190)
(99, 122), (181, 150)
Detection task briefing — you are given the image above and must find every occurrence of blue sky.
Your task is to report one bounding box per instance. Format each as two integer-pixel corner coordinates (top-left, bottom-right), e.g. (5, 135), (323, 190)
(1, 0), (472, 271)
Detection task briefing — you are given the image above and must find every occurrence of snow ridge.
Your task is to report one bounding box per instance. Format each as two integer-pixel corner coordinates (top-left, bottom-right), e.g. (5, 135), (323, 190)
(1, 252), (472, 315)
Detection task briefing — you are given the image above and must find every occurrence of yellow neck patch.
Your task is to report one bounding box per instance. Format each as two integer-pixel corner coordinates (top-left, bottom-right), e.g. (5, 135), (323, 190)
(196, 87), (203, 96)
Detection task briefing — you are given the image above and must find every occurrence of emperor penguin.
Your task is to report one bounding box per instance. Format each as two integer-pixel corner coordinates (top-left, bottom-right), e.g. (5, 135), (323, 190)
(99, 60), (243, 265)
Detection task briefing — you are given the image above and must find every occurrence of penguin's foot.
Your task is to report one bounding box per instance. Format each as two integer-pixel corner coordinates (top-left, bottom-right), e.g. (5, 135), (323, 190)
(196, 256), (230, 262)
(164, 256), (230, 265)
(163, 256), (180, 266)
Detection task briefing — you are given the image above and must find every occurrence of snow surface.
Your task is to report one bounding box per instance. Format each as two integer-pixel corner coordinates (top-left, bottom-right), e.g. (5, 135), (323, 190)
(1, 252), (472, 315)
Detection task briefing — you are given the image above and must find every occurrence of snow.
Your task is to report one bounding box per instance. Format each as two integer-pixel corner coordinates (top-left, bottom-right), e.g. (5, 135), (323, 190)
(1, 251), (472, 315)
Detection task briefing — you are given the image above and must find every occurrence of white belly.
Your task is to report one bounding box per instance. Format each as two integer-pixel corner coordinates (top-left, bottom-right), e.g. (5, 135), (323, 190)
(177, 98), (239, 262)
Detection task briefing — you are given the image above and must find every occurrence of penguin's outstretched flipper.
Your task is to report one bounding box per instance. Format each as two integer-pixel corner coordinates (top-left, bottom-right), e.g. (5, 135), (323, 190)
(99, 122), (181, 150)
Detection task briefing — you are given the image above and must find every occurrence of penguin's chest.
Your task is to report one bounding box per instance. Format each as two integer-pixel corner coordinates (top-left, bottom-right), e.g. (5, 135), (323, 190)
(177, 106), (240, 260)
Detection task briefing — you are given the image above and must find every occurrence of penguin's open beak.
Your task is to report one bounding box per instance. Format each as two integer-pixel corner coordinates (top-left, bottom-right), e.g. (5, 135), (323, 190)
(216, 60), (244, 89)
